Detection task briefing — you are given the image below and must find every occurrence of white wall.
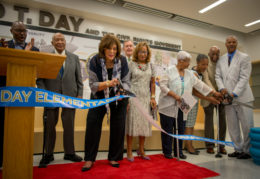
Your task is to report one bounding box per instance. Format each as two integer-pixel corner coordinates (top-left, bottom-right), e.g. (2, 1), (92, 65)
(245, 33), (260, 61)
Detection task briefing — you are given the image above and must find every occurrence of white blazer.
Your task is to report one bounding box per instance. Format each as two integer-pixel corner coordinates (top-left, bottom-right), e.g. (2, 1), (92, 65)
(215, 50), (254, 103)
(158, 65), (212, 119)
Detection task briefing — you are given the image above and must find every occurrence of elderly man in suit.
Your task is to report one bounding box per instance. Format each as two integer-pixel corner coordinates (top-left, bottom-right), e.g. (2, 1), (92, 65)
(215, 35), (254, 159)
(37, 33), (83, 166)
(0, 21), (39, 167)
(201, 46), (227, 155)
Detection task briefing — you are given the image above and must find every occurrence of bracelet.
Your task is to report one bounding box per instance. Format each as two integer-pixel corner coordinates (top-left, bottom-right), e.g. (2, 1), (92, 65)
(106, 81), (110, 87)
(151, 95), (155, 99)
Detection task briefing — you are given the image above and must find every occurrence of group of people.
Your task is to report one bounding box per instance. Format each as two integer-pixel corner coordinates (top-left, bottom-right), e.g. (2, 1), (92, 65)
(0, 21), (254, 172)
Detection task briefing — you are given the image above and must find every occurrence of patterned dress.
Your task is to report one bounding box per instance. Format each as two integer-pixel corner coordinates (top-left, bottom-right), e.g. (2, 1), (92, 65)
(126, 61), (155, 137)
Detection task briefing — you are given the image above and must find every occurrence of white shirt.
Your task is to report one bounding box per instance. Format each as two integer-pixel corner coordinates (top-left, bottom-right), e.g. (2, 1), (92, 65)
(55, 49), (66, 69)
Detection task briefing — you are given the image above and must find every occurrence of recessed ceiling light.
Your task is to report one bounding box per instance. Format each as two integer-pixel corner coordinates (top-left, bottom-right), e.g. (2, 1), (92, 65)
(199, 0), (226, 14)
(245, 19), (260, 27)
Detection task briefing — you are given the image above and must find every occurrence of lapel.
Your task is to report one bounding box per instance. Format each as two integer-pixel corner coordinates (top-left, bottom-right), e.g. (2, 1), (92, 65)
(7, 40), (15, 48)
(63, 50), (70, 78)
(8, 40), (27, 49)
(226, 51), (239, 78)
(52, 50), (67, 79)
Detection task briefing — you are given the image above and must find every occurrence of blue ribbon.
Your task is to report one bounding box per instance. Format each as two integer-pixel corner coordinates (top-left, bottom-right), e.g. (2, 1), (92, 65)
(0, 86), (234, 147)
(168, 134), (234, 147)
(0, 86), (129, 108)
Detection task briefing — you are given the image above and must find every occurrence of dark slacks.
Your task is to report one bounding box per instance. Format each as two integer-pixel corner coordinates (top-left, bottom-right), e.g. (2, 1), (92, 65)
(84, 99), (127, 162)
(204, 103), (226, 149)
(43, 107), (76, 155)
(160, 110), (185, 156)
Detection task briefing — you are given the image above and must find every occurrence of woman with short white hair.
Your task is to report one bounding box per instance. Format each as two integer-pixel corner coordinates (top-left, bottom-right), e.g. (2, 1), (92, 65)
(158, 51), (221, 159)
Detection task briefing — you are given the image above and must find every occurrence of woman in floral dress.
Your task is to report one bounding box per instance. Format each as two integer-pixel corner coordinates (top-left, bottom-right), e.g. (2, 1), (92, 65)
(125, 42), (156, 161)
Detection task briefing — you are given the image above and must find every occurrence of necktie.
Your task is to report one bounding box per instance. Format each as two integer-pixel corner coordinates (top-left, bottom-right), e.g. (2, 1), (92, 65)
(228, 56), (231, 66)
(59, 65), (64, 78)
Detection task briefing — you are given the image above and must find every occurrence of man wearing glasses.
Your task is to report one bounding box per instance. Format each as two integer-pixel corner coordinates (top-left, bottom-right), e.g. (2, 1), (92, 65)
(0, 21), (39, 167)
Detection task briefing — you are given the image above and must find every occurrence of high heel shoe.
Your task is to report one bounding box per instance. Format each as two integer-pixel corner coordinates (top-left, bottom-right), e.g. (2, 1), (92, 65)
(136, 150), (151, 160)
(127, 157), (134, 162)
(127, 151), (134, 162)
(109, 161), (120, 168)
(81, 161), (93, 172)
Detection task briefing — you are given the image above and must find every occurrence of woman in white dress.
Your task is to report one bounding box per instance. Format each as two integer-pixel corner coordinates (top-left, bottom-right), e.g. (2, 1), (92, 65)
(125, 42), (157, 161)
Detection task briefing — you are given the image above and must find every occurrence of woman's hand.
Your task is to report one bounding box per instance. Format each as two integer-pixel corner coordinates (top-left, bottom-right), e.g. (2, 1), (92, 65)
(109, 78), (119, 87)
(174, 95), (182, 103)
(208, 96), (220, 105)
(213, 91), (223, 99)
(150, 98), (157, 110)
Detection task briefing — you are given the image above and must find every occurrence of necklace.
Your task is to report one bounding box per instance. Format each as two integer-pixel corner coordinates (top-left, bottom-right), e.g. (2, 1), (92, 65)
(106, 61), (114, 68)
(137, 63), (148, 71)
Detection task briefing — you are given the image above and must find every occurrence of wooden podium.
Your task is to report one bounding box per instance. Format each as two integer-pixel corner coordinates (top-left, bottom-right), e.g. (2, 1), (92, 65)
(0, 48), (65, 179)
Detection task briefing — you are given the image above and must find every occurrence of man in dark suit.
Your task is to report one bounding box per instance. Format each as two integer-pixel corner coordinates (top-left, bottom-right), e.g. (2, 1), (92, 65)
(0, 21), (39, 167)
(37, 33), (83, 166)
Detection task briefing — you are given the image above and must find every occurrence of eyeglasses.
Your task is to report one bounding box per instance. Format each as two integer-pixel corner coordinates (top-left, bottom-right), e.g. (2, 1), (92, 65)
(13, 29), (27, 33)
(138, 51), (148, 55)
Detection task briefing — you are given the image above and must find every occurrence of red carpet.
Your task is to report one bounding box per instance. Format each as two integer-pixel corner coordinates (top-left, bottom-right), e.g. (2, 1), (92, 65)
(0, 154), (219, 179)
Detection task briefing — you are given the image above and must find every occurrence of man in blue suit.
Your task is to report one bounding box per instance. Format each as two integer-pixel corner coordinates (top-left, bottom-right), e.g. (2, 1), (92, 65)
(0, 21), (39, 167)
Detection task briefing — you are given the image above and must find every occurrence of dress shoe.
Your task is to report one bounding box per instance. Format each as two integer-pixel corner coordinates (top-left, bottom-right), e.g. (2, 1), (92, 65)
(39, 154), (54, 167)
(207, 148), (215, 154)
(237, 152), (251, 159)
(81, 161), (93, 172)
(109, 161), (120, 168)
(64, 154), (82, 162)
(228, 151), (241, 157)
(164, 154), (173, 159)
(174, 153), (187, 159)
(219, 148), (227, 155)
(187, 149), (200, 155)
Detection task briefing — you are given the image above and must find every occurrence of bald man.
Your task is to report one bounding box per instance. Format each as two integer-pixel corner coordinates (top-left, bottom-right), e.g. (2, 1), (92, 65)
(215, 36), (254, 159)
(0, 21), (39, 167)
(201, 46), (227, 155)
(37, 33), (83, 166)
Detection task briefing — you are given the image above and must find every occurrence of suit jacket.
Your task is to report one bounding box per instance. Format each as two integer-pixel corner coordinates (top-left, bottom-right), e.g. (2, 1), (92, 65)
(37, 50), (83, 97)
(0, 40), (39, 87)
(201, 60), (217, 107)
(215, 50), (254, 103)
(6, 40), (39, 51)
